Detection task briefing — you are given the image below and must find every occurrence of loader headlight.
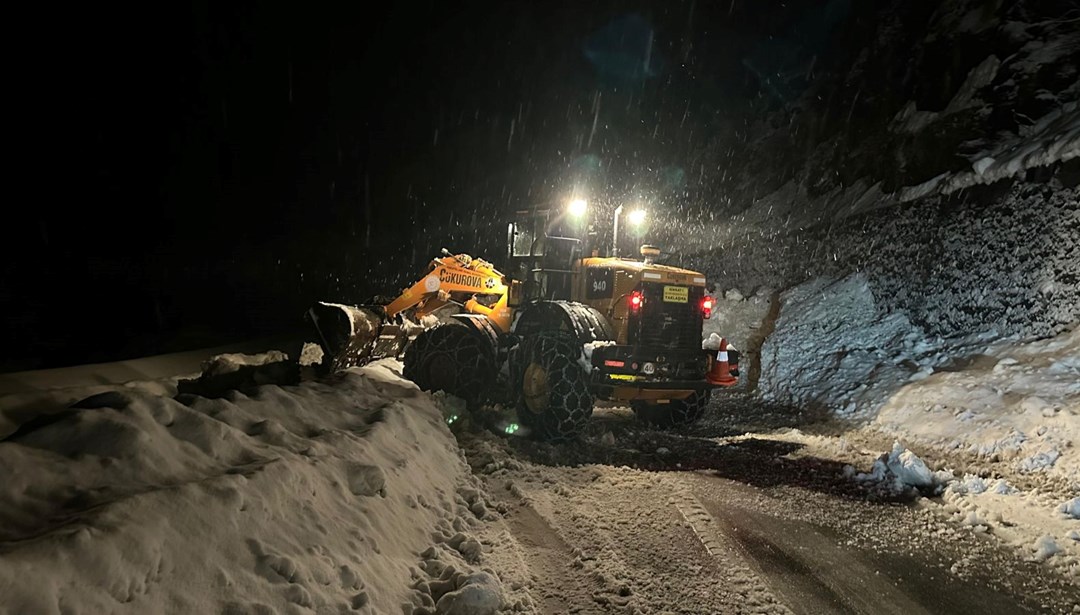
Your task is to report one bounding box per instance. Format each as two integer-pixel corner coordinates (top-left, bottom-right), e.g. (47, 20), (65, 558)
(568, 198), (588, 217)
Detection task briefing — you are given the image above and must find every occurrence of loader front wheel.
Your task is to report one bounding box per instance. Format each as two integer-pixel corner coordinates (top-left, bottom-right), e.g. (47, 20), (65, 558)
(403, 323), (493, 408)
(513, 334), (593, 441)
(631, 390), (710, 428)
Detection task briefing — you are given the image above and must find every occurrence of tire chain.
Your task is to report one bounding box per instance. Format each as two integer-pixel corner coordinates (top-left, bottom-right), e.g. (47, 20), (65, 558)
(402, 324), (494, 408)
(511, 332), (594, 441)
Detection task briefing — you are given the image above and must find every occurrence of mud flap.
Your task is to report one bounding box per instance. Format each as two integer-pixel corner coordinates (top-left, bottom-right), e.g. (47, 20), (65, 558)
(306, 302), (409, 372)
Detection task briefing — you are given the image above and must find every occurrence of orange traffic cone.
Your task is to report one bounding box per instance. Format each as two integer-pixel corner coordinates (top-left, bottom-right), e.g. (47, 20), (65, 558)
(706, 337), (738, 387)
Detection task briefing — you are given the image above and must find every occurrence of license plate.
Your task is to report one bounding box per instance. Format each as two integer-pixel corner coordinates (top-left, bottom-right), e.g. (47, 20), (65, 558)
(662, 285), (688, 303)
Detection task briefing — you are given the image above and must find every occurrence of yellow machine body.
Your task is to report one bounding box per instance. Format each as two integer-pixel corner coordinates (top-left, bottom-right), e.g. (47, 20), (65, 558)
(383, 252), (512, 333)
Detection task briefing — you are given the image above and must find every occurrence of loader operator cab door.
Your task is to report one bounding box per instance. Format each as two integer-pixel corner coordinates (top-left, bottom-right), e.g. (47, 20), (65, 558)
(507, 211), (580, 303)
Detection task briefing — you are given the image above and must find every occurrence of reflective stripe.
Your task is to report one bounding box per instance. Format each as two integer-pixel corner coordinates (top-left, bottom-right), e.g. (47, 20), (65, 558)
(717, 351), (728, 362)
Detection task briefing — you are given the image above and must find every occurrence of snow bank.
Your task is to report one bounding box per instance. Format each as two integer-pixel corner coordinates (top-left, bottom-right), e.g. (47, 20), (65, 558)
(759, 270), (1079, 563)
(937, 474), (1080, 568)
(799, 321), (1080, 571)
(0, 341), (292, 440)
(756, 266), (1079, 482)
(0, 378), (177, 442)
(176, 351), (300, 398)
(0, 361), (500, 614)
(839, 440), (1080, 571)
(872, 327), (1080, 484)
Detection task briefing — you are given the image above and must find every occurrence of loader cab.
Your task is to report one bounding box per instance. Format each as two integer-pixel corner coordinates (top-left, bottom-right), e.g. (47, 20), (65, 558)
(506, 209), (582, 304)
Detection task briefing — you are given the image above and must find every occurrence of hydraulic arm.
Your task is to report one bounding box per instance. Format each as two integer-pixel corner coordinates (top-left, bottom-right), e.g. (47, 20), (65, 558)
(307, 249), (509, 372)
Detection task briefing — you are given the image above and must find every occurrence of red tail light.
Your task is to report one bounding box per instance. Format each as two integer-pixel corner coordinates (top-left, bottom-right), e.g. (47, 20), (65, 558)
(629, 290), (643, 312)
(701, 296), (713, 319)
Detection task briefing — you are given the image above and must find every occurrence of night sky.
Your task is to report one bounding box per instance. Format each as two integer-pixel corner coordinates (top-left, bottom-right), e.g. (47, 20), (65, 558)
(5, 0), (856, 370)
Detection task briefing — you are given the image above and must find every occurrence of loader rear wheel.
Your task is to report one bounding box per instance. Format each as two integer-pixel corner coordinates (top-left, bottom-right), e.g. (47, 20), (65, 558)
(403, 323), (493, 408)
(513, 333), (593, 441)
(632, 390), (710, 428)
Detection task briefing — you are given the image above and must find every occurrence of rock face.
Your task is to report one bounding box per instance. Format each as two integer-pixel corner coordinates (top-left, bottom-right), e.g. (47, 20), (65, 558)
(675, 0), (1080, 228)
(672, 2), (1078, 324)
(698, 181), (1079, 343)
(674, 3), (1080, 398)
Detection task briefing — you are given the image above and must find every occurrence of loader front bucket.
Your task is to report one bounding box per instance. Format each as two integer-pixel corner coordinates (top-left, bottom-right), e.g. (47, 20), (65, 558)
(306, 302), (408, 373)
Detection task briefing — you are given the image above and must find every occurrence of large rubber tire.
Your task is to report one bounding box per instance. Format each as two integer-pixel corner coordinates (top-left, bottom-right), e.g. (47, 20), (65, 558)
(513, 333), (594, 441)
(632, 390), (711, 428)
(402, 323), (494, 408)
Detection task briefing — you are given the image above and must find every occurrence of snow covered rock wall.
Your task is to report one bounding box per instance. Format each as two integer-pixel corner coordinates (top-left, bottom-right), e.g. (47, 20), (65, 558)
(862, 183), (1079, 341)
(757, 274), (938, 418)
(678, 0), (1080, 344)
(695, 181), (1079, 342)
(743, 181), (1079, 416)
(670, 0), (1080, 236)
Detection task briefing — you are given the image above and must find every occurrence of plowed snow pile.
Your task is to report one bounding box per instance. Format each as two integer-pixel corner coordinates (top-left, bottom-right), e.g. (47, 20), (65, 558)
(873, 327), (1080, 484)
(0, 361), (507, 615)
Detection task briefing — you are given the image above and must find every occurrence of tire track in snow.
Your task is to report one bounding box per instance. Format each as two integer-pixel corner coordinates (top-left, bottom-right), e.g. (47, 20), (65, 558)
(473, 458), (791, 613)
(669, 488), (725, 557)
(500, 498), (605, 614)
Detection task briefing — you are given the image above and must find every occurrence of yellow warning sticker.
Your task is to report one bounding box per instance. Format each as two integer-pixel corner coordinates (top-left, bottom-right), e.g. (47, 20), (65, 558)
(663, 285), (688, 303)
(607, 374), (641, 381)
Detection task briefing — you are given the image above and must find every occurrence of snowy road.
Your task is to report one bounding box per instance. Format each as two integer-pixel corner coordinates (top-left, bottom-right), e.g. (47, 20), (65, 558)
(463, 400), (1080, 614)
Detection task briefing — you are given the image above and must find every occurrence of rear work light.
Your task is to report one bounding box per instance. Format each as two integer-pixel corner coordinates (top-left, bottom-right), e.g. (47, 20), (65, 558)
(629, 290), (643, 312)
(701, 296), (713, 319)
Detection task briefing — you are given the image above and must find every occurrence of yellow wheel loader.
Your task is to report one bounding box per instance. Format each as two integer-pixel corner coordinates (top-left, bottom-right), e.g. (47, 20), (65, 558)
(307, 208), (739, 440)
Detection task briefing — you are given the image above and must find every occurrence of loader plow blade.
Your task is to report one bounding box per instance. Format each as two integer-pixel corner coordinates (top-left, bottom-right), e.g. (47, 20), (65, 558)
(306, 302), (408, 372)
